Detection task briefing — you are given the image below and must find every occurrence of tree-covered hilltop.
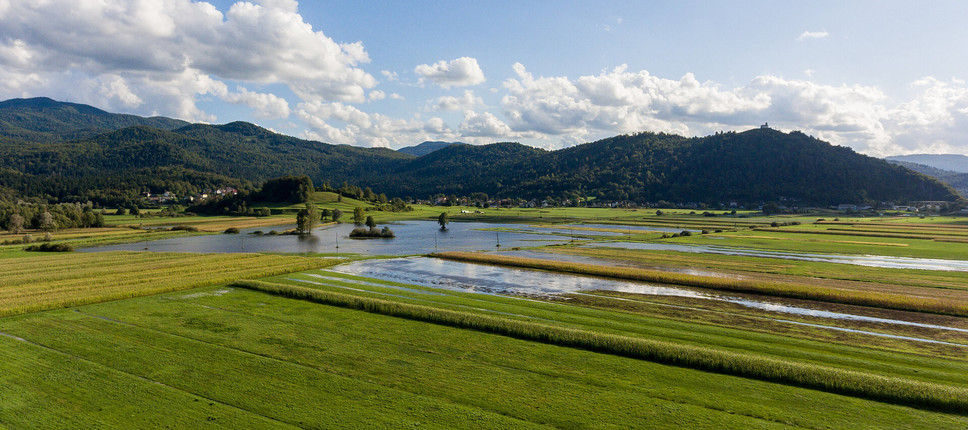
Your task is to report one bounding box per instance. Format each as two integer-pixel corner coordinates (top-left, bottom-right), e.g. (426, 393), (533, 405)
(0, 97), (961, 206)
(0, 97), (188, 143)
(364, 129), (961, 205)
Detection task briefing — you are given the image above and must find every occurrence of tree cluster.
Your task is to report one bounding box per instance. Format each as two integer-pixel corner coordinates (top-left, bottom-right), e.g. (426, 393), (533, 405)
(1, 201), (105, 232)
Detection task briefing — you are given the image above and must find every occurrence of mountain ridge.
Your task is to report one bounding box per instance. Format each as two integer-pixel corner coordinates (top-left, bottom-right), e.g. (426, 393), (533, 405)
(397, 141), (467, 157)
(0, 97), (960, 206)
(885, 154), (968, 173)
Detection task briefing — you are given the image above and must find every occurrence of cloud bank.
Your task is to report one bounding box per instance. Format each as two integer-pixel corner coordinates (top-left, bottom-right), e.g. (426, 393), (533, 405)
(0, 0), (374, 121)
(0, 1), (966, 155)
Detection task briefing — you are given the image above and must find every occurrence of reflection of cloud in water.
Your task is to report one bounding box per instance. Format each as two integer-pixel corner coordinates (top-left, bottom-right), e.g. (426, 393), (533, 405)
(78, 221), (572, 255)
(332, 257), (968, 338)
(591, 242), (968, 272)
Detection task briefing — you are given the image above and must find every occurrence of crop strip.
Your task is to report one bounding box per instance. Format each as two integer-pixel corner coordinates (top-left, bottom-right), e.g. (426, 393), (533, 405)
(432, 252), (968, 317)
(234, 279), (968, 413)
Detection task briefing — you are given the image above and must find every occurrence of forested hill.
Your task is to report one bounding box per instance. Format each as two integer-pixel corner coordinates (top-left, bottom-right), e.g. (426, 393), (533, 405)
(0, 98), (960, 206)
(364, 129), (961, 205)
(0, 97), (189, 143)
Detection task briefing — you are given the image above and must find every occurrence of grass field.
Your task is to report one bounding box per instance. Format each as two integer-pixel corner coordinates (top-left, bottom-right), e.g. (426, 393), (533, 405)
(3, 275), (967, 428)
(3, 208), (968, 427)
(0, 252), (333, 317)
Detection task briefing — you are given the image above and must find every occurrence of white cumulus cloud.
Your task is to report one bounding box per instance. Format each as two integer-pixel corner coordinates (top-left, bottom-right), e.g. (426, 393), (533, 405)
(0, 0), (375, 120)
(297, 100), (459, 148)
(224, 86), (291, 119)
(797, 30), (830, 41)
(414, 57), (486, 88)
(434, 90), (484, 111)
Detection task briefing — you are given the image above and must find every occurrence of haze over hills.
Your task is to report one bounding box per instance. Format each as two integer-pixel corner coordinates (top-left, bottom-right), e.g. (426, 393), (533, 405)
(0, 98), (961, 206)
(885, 160), (968, 198)
(397, 141), (467, 157)
(885, 154), (968, 173)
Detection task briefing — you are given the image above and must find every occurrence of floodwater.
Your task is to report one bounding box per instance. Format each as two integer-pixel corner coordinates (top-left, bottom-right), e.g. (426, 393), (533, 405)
(590, 242), (968, 272)
(79, 221), (572, 255)
(494, 249), (734, 278)
(332, 257), (968, 345)
(521, 223), (701, 238)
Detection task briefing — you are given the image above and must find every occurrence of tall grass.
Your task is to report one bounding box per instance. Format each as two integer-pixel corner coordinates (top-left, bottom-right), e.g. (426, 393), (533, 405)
(235, 279), (968, 413)
(432, 252), (968, 317)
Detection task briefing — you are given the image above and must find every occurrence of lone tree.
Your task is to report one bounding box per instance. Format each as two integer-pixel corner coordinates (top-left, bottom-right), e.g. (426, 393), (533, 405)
(39, 211), (56, 232)
(365, 215), (376, 229)
(331, 208), (343, 222)
(7, 213), (24, 234)
(353, 206), (366, 226)
(437, 212), (449, 231)
(296, 202), (321, 234)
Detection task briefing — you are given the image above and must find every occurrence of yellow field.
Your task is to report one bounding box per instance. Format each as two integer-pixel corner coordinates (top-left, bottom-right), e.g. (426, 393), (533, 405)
(0, 252), (334, 317)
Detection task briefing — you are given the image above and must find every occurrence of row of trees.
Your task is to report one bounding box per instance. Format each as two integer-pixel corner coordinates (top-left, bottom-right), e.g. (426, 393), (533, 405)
(1, 202), (106, 232)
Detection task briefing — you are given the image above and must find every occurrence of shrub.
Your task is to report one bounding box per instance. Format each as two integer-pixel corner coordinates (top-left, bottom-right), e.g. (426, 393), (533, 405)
(680, 230), (692, 236)
(25, 243), (74, 252)
(224, 227), (240, 234)
(170, 225), (199, 232)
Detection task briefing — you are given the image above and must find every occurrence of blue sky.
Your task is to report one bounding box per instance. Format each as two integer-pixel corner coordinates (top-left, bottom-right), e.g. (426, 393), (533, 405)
(2, 0), (968, 156)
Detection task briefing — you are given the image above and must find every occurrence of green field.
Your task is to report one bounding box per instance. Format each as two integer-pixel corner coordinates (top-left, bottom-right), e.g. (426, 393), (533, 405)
(3, 209), (968, 427)
(3, 277), (966, 428)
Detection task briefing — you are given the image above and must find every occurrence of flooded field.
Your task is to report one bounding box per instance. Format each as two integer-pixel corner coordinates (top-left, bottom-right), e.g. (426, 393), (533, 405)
(80, 221), (572, 255)
(331, 257), (968, 346)
(494, 249), (735, 278)
(589, 242), (968, 272)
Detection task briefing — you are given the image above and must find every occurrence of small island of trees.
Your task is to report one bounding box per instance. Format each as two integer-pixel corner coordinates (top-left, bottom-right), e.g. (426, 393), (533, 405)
(350, 215), (395, 238)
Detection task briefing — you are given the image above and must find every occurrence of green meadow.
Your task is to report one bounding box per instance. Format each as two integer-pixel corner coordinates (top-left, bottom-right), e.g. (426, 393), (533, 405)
(2, 208), (968, 428)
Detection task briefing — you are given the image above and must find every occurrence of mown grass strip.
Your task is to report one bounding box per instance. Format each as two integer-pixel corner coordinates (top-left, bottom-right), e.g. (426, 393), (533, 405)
(0, 253), (335, 317)
(753, 227), (956, 241)
(432, 252), (968, 317)
(936, 238), (968, 243)
(234, 279), (968, 413)
(708, 234), (910, 247)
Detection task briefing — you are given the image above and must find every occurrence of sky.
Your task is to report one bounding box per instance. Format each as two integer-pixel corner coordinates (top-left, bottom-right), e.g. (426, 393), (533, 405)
(2, 0), (968, 157)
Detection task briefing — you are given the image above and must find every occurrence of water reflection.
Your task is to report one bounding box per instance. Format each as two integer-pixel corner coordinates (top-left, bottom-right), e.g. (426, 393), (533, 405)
(79, 221), (572, 255)
(332, 257), (968, 338)
(590, 242), (968, 272)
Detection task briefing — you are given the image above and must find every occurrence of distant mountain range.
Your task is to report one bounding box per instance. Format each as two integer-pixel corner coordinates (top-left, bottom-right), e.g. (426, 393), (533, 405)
(885, 154), (968, 173)
(397, 141), (467, 157)
(0, 97), (961, 206)
(885, 159), (968, 198)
